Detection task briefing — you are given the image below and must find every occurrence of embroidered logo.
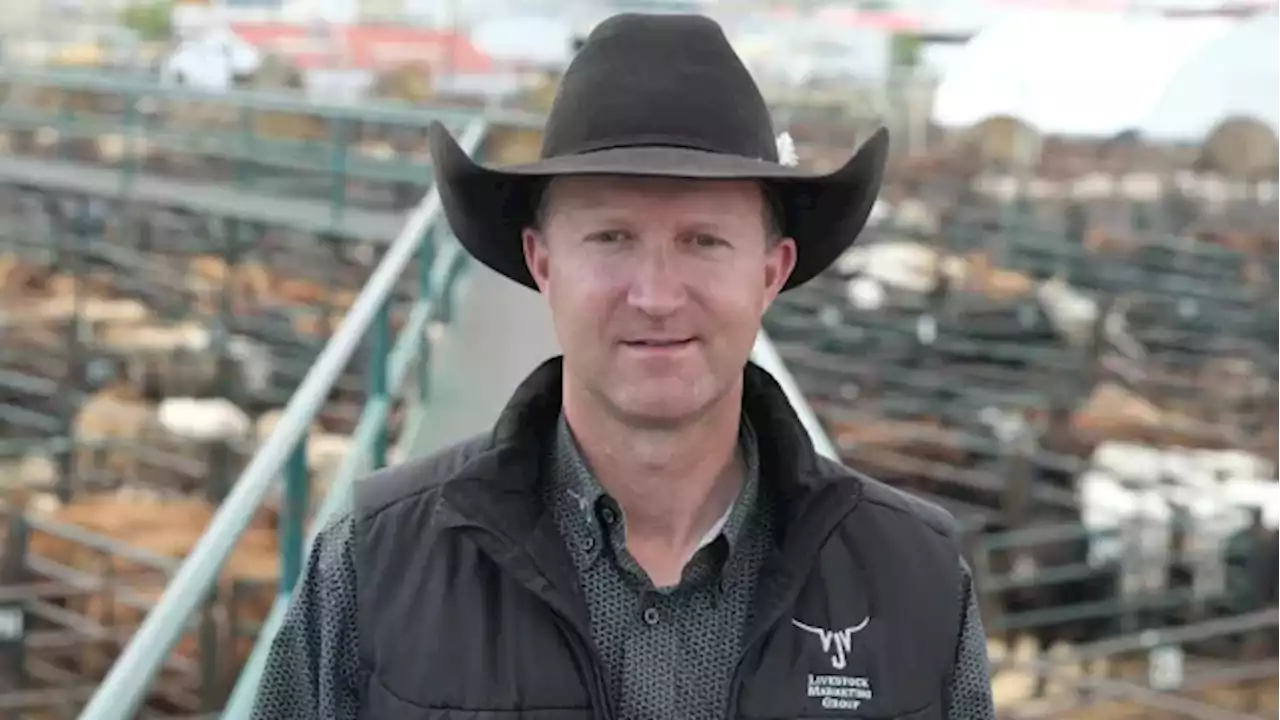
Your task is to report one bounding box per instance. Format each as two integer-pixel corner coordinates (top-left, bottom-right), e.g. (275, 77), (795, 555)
(791, 617), (869, 670)
(805, 673), (874, 712)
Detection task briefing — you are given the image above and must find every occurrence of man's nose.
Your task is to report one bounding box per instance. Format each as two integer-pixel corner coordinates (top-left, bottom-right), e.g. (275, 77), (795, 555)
(625, 246), (687, 316)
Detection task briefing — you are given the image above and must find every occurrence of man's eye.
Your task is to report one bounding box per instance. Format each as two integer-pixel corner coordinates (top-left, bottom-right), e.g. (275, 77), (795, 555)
(589, 231), (627, 243)
(692, 234), (725, 248)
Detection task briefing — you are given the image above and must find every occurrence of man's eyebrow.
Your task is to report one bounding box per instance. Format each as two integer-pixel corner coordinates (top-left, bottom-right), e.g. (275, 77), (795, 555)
(550, 201), (635, 226)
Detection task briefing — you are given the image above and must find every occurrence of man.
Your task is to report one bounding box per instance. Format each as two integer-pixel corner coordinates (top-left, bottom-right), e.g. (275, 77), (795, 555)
(252, 13), (995, 720)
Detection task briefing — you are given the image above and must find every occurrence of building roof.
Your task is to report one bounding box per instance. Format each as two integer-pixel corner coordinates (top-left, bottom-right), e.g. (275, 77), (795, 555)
(230, 22), (497, 74)
(930, 12), (1278, 140)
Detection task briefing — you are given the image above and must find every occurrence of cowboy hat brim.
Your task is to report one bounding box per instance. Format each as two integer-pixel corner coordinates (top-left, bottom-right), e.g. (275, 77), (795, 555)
(427, 121), (889, 291)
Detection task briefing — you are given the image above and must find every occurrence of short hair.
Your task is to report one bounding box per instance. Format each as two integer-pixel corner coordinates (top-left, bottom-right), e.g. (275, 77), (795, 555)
(532, 178), (783, 246)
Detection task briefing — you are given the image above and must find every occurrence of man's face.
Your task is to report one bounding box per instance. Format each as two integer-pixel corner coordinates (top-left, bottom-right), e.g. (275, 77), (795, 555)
(523, 176), (796, 427)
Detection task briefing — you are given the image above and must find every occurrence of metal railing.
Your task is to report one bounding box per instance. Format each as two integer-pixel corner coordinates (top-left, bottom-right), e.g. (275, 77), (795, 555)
(74, 117), (488, 720)
(0, 67), (544, 130)
(0, 68), (529, 224)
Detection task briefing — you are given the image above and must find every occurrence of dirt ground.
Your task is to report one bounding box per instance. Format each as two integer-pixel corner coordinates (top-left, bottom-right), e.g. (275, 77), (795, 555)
(988, 636), (1278, 719)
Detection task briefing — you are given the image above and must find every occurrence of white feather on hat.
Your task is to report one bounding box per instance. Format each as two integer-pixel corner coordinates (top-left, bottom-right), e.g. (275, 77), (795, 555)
(775, 131), (799, 167)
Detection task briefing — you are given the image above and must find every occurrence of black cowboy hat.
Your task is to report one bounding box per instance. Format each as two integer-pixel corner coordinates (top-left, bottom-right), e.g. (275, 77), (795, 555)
(427, 13), (889, 291)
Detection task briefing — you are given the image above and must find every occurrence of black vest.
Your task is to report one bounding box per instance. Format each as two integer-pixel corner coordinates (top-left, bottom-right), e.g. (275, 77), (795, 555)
(355, 359), (964, 719)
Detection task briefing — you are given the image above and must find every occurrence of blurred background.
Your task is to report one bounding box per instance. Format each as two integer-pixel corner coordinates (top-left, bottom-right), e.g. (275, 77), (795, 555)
(0, 0), (1276, 718)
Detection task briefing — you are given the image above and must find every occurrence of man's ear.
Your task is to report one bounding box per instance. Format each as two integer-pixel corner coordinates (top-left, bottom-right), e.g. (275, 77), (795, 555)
(522, 228), (551, 293)
(761, 236), (797, 312)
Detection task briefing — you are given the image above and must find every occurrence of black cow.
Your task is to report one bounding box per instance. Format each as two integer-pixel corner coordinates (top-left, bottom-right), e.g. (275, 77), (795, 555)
(986, 509), (1122, 698)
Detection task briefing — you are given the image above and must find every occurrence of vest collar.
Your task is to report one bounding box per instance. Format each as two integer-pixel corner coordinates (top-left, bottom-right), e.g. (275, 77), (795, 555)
(437, 356), (854, 559)
(434, 357), (863, 658)
(493, 356), (825, 479)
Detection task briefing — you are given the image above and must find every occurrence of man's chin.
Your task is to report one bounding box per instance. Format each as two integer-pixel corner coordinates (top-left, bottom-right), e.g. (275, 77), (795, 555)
(606, 379), (719, 427)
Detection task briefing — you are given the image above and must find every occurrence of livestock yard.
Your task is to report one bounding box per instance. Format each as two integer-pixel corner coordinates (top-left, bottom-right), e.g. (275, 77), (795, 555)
(774, 113), (1279, 717)
(0, 69), (436, 717)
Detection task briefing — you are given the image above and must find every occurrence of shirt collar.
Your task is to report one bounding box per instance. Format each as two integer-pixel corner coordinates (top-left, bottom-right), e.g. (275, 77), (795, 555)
(551, 411), (761, 554)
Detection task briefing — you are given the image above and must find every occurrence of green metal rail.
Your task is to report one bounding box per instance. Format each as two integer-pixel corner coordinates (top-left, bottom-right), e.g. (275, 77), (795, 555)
(0, 68), (537, 223)
(0, 68), (543, 129)
(74, 117), (487, 720)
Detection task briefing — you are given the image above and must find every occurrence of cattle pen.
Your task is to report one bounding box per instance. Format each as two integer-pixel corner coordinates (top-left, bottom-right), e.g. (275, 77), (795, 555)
(0, 197), (390, 717)
(768, 14), (1279, 719)
(0, 491), (278, 719)
(776, 191), (1280, 717)
(0, 68), (494, 716)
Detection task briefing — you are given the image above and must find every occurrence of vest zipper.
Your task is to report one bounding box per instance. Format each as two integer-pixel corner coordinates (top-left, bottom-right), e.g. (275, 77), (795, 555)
(565, 620), (616, 720)
(722, 486), (861, 719)
(466, 526), (617, 720)
(546, 609), (615, 720)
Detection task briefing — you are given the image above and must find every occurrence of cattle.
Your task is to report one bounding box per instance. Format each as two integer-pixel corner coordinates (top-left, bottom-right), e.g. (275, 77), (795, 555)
(254, 408), (405, 516)
(987, 511), (1123, 699)
(18, 490), (280, 685)
(961, 433), (1279, 704)
(71, 387), (254, 497)
(746, 106), (1280, 713)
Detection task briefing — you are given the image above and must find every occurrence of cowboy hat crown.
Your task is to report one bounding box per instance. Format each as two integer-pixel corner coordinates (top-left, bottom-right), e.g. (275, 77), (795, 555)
(541, 13), (778, 164)
(427, 12), (889, 291)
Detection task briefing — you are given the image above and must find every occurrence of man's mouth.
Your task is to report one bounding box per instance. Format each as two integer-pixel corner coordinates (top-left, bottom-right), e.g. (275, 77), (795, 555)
(623, 338), (696, 348)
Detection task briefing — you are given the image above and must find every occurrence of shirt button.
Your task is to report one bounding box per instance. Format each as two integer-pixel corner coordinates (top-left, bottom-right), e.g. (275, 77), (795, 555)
(642, 607), (661, 626)
(582, 535), (595, 551)
(600, 506), (618, 525)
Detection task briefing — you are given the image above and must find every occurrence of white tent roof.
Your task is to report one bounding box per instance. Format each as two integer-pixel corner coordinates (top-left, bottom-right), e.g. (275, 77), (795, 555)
(1141, 14), (1279, 140)
(471, 15), (576, 67)
(931, 12), (1277, 141)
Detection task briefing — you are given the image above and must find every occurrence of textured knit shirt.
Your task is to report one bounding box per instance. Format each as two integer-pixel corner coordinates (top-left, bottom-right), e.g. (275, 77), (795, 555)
(546, 414), (772, 720)
(250, 433), (996, 720)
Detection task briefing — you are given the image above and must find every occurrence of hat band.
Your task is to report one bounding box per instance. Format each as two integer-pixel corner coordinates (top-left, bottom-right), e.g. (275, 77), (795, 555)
(548, 133), (769, 161)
